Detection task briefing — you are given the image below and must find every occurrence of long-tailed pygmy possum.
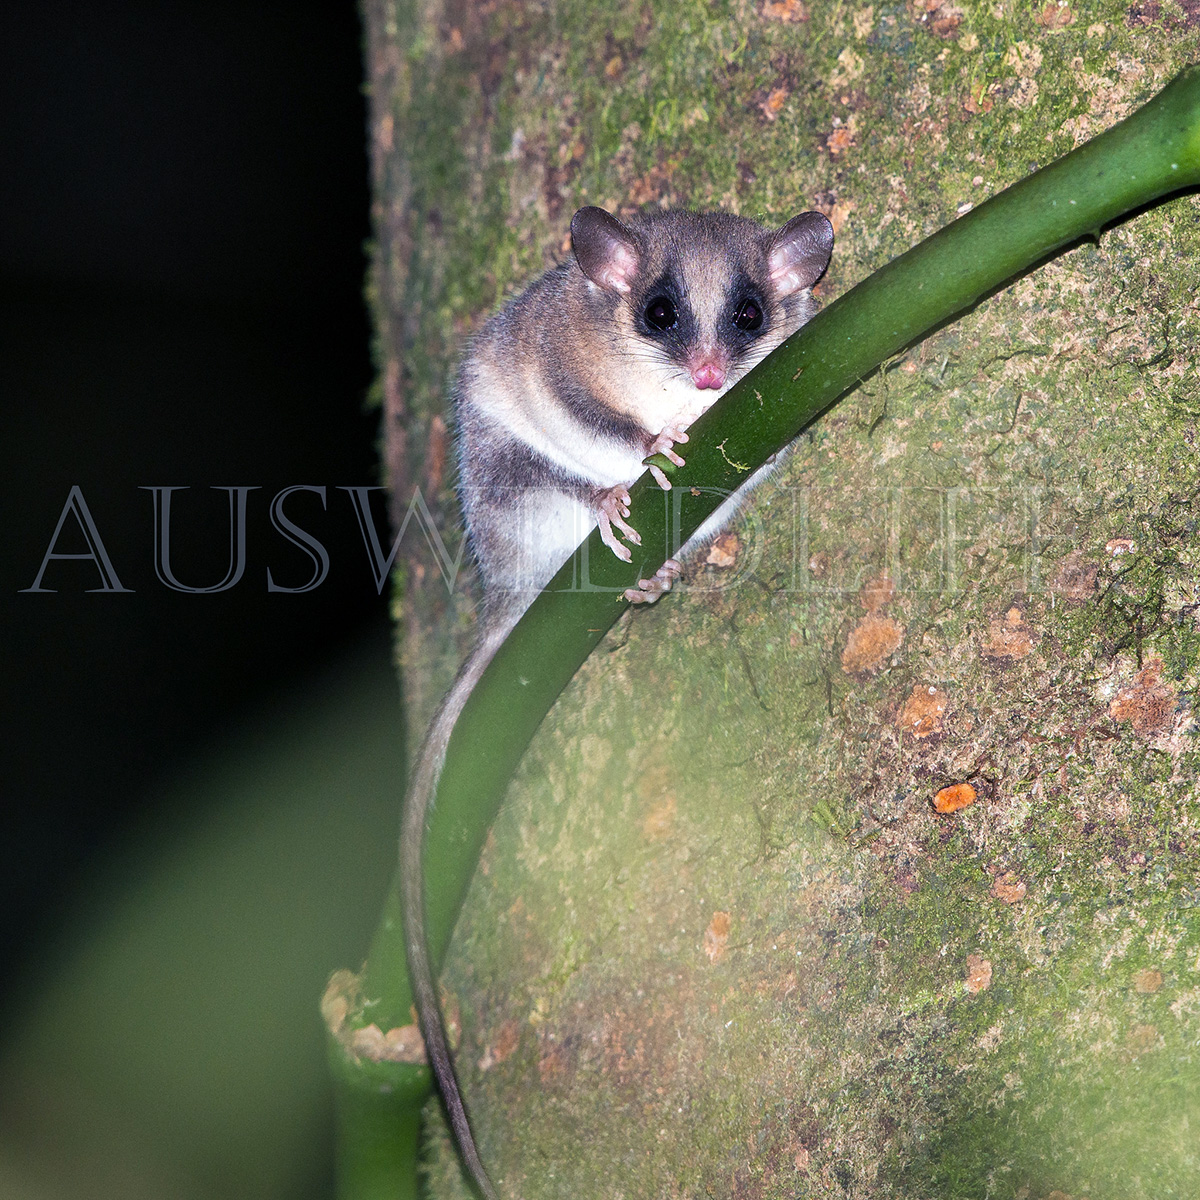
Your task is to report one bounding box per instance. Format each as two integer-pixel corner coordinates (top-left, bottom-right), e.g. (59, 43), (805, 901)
(400, 204), (834, 1198)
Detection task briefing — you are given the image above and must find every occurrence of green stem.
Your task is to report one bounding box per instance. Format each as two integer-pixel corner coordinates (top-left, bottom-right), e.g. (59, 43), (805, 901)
(329, 1041), (424, 1200)
(330, 63), (1200, 1197)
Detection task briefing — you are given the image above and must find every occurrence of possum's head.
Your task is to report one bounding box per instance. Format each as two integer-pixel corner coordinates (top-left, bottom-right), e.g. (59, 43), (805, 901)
(570, 205), (833, 403)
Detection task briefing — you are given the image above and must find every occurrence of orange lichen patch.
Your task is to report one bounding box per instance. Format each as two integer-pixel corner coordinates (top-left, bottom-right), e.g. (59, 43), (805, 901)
(1134, 968), (1164, 994)
(991, 872), (1027, 904)
(933, 782), (976, 813)
(841, 614), (904, 673)
(642, 793), (677, 840)
(898, 684), (947, 738)
(1050, 550), (1099, 601)
(706, 531), (740, 568)
(982, 606), (1037, 660)
(827, 123), (855, 155)
(1038, 0), (1074, 27)
(859, 570), (895, 613)
(762, 0), (809, 20)
(924, 1), (965, 37)
(965, 954), (993, 994)
(479, 1019), (521, 1070)
(704, 911), (732, 962)
(760, 86), (789, 121)
(1109, 657), (1177, 737)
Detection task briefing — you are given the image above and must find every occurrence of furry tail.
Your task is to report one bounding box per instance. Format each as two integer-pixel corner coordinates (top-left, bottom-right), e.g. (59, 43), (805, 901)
(399, 608), (521, 1200)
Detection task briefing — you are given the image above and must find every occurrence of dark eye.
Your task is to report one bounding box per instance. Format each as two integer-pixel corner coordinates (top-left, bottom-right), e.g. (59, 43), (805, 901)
(643, 295), (677, 331)
(732, 299), (763, 332)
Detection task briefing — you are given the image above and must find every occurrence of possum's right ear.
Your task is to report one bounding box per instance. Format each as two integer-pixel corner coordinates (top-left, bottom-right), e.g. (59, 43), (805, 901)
(767, 211), (834, 297)
(570, 207), (641, 294)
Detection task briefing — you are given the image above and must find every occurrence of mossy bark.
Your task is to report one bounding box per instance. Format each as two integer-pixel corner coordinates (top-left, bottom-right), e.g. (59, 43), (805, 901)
(364, 2), (1200, 1196)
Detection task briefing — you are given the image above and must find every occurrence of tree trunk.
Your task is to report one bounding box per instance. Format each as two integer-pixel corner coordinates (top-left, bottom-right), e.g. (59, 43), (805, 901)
(364, 1), (1200, 1195)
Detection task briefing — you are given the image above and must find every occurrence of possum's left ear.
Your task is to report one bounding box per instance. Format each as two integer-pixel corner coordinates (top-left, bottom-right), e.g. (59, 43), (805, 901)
(767, 211), (834, 296)
(571, 207), (642, 294)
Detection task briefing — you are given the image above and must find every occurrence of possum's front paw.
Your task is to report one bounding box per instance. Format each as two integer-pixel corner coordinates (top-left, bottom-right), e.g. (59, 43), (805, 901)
(644, 426), (689, 490)
(595, 485), (641, 562)
(625, 558), (682, 604)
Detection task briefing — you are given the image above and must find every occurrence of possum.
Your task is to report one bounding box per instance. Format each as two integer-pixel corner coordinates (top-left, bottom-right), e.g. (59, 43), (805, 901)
(400, 204), (834, 1198)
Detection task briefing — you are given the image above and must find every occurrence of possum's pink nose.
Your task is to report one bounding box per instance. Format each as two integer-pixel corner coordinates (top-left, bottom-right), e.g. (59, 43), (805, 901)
(691, 362), (726, 390)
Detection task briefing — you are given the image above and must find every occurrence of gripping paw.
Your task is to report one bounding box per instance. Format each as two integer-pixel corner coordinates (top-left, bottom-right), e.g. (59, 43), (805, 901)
(644, 426), (689, 491)
(596, 485), (641, 562)
(624, 558), (682, 605)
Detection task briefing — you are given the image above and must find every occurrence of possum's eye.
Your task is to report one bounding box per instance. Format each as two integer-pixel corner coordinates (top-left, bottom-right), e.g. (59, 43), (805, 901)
(732, 299), (763, 332)
(643, 296), (678, 331)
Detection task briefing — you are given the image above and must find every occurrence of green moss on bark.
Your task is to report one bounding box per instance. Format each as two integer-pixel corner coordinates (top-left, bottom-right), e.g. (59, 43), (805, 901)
(366, 0), (1200, 1194)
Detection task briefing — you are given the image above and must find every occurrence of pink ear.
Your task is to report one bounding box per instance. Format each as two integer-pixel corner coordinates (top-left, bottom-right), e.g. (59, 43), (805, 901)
(571, 207), (641, 293)
(767, 211), (834, 296)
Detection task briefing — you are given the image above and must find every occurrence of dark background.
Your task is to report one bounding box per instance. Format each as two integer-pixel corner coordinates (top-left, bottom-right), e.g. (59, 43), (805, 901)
(0, 1), (389, 992)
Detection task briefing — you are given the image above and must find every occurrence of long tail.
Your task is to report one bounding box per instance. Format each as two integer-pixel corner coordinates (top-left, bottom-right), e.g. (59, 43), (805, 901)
(399, 608), (520, 1200)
